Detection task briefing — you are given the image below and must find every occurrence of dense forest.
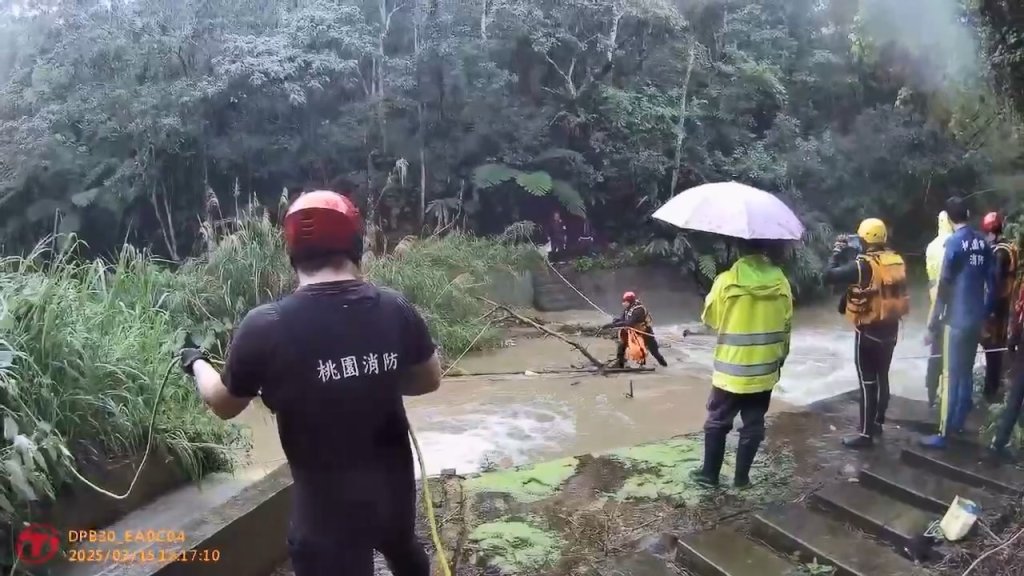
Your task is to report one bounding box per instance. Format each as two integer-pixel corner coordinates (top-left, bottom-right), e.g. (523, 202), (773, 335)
(1, 0), (1023, 295)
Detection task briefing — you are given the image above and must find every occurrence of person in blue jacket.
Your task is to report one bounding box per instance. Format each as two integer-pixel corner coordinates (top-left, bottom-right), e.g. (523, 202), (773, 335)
(921, 196), (994, 449)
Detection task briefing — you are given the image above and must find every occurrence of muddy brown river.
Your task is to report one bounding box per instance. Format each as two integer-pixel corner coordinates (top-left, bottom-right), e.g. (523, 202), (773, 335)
(236, 290), (935, 478)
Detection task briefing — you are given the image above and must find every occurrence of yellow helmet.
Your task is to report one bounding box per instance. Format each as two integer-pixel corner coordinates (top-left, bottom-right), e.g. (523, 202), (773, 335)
(857, 218), (887, 245)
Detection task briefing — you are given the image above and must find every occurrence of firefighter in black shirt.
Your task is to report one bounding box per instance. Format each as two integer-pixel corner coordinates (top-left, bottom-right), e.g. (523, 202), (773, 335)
(179, 190), (440, 576)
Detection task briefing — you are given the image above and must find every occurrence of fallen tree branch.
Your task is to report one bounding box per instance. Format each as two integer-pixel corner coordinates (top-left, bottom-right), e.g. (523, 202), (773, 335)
(474, 296), (606, 371)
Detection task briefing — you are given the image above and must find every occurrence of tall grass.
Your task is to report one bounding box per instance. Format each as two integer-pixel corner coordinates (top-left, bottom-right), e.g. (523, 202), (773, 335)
(0, 205), (537, 557)
(367, 233), (540, 358)
(0, 241), (250, 559)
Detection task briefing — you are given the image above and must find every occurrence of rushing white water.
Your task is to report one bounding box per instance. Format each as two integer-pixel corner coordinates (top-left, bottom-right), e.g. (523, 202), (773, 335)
(243, 294), (944, 479)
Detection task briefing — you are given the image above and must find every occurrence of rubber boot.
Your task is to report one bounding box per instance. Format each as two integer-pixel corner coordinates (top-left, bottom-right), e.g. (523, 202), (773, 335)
(733, 439), (761, 488)
(689, 431), (726, 487)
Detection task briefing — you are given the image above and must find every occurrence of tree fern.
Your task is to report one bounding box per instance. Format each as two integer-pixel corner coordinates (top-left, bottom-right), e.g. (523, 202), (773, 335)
(514, 171), (553, 196)
(472, 164), (519, 189)
(551, 180), (586, 217)
(697, 254), (718, 280)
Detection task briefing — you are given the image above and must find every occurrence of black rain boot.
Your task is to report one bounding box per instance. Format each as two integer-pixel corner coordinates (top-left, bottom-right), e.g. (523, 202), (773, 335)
(690, 431), (727, 487)
(734, 439), (761, 489)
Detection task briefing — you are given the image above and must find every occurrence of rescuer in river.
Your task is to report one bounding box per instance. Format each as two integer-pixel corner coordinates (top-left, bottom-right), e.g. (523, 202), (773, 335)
(980, 211), (1018, 403)
(690, 240), (792, 488)
(605, 291), (669, 368)
(921, 196), (994, 449)
(823, 218), (910, 449)
(924, 210), (953, 408)
(179, 190), (440, 576)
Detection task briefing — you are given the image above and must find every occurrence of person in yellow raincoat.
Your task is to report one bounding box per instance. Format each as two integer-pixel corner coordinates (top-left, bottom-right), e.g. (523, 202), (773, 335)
(690, 240), (793, 488)
(924, 210), (952, 408)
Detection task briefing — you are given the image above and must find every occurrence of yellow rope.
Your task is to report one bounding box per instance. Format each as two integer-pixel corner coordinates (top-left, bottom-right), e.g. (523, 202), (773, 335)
(410, 426), (452, 576)
(63, 359), (177, 499)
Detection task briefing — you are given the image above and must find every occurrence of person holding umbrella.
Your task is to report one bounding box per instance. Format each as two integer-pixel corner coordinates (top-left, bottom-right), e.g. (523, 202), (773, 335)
(652, 182), (799, 488)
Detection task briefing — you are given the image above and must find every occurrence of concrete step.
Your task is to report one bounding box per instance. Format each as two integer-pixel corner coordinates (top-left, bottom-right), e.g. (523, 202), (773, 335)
(676, 526), (797, 576)
(859, 460), (1001, 516)
(901, 443), (1024, 496)
(752, 505), (929, 576)
(599, 550), (680, 576)
(809, 482), (935, 559)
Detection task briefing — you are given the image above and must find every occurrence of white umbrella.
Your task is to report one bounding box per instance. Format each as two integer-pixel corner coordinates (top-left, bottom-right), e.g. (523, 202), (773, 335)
(652, 181), (804, 240)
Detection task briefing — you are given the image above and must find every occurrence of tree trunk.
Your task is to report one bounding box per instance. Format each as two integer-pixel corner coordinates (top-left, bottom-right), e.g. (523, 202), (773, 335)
(670, 42), (697, 197)
(150, 183), (181, 261)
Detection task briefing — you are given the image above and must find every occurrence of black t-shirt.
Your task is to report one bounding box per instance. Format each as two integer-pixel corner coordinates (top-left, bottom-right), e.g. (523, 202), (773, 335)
(223, 280), (435, 533)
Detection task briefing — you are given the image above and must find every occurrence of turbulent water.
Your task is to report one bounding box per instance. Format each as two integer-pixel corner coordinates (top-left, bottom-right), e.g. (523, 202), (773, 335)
(238, 288), (939, 478)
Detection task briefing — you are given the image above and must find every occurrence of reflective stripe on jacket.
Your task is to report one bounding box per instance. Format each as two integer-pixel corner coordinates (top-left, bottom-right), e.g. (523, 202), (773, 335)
(701, 255), (794, 394)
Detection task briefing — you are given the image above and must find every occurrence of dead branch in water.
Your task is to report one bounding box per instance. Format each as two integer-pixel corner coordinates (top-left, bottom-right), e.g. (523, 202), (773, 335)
(473, 296), (606, 371)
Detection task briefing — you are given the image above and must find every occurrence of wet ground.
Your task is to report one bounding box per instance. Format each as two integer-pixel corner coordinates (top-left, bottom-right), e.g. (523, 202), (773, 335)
(267, 392), (1023, 576)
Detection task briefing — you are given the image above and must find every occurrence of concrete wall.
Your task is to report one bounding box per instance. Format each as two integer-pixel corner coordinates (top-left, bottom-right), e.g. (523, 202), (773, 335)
(43, 448), (187, 532)
(484, 269), (534, 308)
(533, 265), (703, 324)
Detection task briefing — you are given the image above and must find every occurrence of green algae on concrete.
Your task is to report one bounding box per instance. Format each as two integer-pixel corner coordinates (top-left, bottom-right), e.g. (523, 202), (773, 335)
(469, 519), (563, 574)
(605, 435), (735, 504)
(603, 435), (795, 504)
(464, 457), (579, 503)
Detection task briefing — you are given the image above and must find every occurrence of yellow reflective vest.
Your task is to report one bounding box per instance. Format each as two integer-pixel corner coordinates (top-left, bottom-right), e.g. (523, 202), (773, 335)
(701, 255), (794, 394)
(925, 210), (952, 314)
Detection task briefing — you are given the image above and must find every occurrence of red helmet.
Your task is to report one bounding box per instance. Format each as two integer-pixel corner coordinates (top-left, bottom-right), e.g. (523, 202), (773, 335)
(283, 191), (363, 260)
(982, 211), (1003, 234)
(622, 291), (637, 303)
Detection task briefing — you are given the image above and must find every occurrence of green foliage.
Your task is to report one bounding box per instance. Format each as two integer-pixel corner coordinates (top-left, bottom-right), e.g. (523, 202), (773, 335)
(0, 0), (1012, 275)
(0, 240), (247, 541)
(568, 245), (656, 272)
(0, 204), (533, 570)
(473, 164), (586, 218)
(367, 232), (541, 359)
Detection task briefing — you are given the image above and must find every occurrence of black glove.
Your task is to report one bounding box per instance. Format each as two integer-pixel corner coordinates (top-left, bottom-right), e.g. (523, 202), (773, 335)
(179, 348), (207, 376)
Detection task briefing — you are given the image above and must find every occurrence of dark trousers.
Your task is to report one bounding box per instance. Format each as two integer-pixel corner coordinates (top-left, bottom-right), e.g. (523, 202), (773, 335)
(925, 327), (945, 407)
(615, 333), (667, 366)
(981, 312), (1009, 400)
(704, 387), (773, 442)
(288, 492), (430, 576)
(289, 533), (429, 576)
(994, 355), (1024, 450)
(854, 329), (896, 435)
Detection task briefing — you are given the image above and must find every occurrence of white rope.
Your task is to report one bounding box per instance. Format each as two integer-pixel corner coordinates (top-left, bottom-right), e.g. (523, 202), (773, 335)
(543, 258), (1012, 362)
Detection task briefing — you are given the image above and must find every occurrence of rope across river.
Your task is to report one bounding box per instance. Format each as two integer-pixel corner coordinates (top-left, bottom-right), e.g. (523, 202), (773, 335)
(49, 261), (1003, 576)
(543, 258), (1010, 361)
